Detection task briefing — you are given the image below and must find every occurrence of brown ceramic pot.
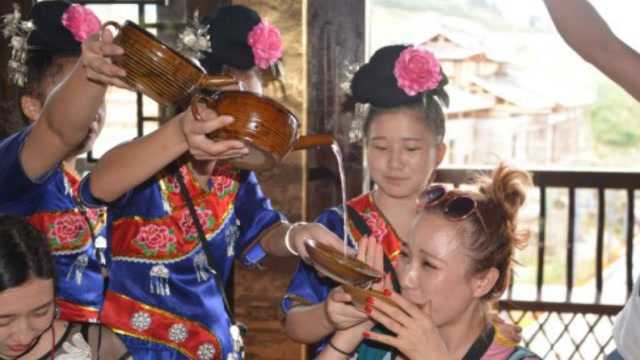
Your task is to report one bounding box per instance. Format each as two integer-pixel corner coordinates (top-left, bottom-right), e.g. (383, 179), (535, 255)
(103, 20), (236, 105)
(191, 91), (334, 171)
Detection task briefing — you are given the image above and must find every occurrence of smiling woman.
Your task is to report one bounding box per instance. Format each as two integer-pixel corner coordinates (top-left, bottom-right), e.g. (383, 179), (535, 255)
(0, 215), (130, 360)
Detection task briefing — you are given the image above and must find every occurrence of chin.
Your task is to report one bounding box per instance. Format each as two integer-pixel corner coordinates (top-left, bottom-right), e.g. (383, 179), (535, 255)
(378, 184), (418, 200)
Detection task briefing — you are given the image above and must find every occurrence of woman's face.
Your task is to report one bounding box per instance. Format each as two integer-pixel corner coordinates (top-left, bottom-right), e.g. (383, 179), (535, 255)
(0, 278), (55, 358)
(366, 110), (443, 200)
(396, 214), (481, 327)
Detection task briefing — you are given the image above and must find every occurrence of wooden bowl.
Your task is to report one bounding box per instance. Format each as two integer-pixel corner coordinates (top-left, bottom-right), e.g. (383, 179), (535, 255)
(304, 238), (382, 287)
(103, 21), (236, 105)
(342, 284), (404, 313)
(192, 92), (334, 171)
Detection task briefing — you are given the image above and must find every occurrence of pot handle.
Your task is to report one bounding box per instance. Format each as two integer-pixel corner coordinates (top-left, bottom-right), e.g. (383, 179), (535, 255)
(190, 94), (219, 123)
(101, 21), (121, 37)
(197, 75), (238, 91)
(292, 134), (335, 151)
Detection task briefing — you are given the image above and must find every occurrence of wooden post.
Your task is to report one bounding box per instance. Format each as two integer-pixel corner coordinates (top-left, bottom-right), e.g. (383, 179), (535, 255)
(306, 0), (366, 220)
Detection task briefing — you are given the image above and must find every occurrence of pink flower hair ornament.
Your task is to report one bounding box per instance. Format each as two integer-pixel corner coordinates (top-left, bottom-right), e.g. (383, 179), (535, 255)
(61, 4), (100, 43)
(246, 20), (283, 70)
(393, 46), (449, 107)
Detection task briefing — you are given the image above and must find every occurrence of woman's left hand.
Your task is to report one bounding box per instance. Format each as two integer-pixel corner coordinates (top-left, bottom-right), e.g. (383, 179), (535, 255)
(364, 291), (451, 360)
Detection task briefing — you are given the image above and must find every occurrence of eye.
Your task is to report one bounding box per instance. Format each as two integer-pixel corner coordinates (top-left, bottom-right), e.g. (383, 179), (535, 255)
(33, 306), (52, 318)
(372, 145), (388, 151)
(421, 260), (437, 270)
(0, 318), (14, 327)
(405, 146), (421, 152)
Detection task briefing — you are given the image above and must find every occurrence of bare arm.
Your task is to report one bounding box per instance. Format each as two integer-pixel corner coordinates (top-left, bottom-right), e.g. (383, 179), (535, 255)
(19, 29), (125, 180)
(543, 0), (640, 101)
(88, 106), (246, 203)
(20, 61), (107, 179)
(261, 221), (352, 258)
(258, 222), (291, 257)
(284, 302), (335, 344)
(88, 113), (189, 202)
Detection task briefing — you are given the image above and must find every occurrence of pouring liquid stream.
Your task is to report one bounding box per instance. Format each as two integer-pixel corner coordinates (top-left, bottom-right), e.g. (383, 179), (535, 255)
(330, 141), (350, 258)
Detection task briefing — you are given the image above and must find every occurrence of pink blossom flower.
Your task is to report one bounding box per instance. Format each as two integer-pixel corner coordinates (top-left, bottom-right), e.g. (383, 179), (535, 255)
(246, 20), (283, 69)
(179, 208), (213, 238)
(49, 214), (85, 244)
(61, 4), (101, 42)
(393, 46), (442, 96)
(136, 224), (175, 253)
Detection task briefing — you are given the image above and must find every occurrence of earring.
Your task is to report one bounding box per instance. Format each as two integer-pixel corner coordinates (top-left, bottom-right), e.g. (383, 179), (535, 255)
(54, 304), (60, 319)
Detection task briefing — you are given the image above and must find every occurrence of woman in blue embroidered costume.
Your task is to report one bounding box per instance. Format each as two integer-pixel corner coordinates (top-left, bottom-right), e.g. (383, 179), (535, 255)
(0, 1), (116, 323)
(0, 214), (130, 359)
(282, 44), (523, 355)
(78, 5), (344, 360)
(317, 164), (541, 360)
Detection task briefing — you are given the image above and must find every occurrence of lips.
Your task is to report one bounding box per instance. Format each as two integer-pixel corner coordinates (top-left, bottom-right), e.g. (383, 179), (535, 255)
(7, 343), (32, 353)
(383, 176), (408, 182)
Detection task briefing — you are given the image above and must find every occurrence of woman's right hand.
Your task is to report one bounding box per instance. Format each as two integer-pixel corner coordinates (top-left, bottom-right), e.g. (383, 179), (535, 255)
(81, 27), (130, 89)
(180, 104), (249, 161)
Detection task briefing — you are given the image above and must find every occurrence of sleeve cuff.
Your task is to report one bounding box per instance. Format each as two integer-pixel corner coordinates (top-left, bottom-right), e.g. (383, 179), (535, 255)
(239, 240), (267, 267)
(78, 175), (131, 208)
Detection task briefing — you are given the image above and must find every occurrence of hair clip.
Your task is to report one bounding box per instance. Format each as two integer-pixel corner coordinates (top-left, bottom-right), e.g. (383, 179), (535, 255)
(2, 3), (35, 87)
(177, 9), (212, 60)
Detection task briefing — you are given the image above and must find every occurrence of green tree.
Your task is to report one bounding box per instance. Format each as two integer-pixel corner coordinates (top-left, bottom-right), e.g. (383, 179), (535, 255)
(591, 79), (640, 149)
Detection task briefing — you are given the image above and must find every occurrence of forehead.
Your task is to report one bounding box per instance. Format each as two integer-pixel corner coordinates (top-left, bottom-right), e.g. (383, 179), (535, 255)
(368, 110), (433, 140)
(411, 214), (464, 258)
(0, 279), (54, 315)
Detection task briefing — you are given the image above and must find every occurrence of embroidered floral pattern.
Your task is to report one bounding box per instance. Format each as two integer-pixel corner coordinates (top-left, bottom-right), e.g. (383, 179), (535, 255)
(212, 166), (238, 199)
(48, 213), (87, 249)
(134, 224), (177, 257)
(164, 174), (181, 194)
(362, 211), (388, 243)
(178, 207), (215, 241)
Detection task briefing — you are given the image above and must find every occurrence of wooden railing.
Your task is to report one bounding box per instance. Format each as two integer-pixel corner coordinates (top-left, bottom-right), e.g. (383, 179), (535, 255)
(435, 166), (638, 359)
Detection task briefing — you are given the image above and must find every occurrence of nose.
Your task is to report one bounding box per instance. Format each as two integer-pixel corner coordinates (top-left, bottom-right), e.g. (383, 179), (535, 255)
(11, 319), (37, 346)
(387, 146), (405, 170)
(398, 261), (419, 290)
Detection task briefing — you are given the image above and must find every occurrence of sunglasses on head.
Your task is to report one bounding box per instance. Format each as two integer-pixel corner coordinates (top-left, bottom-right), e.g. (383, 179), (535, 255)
(418, 185), (490, 234)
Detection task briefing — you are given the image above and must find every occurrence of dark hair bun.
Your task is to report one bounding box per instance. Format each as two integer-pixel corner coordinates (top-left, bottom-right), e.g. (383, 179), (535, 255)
(200, 5), (261, 74)
(350, 44), (424, 108)
(27, 1), (82, 54)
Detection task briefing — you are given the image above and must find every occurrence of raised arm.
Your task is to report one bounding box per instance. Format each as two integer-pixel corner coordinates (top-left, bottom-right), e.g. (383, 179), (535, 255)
(87, 106), (246, 203)
(543, 0), (640, 101)
(19, 29), (122, 180)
